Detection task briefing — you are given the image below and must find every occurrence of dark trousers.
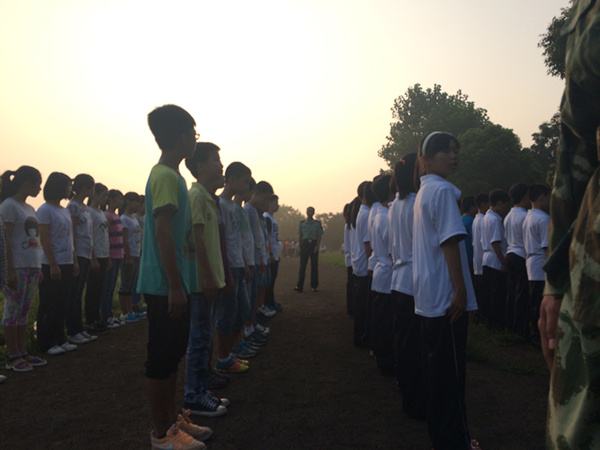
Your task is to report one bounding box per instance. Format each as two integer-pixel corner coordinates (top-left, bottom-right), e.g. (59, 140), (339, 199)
(66, 256), (91, 336)
(391, 290), (426, 420)
(370, 291), (394, 372)
(296, 240), (318, 290)
(472, 274), (483, 323)
(529, 280), (545, 345)
(85, 257), (109, 325)
(483, 266), (507, 328)
(265, 260), (279, 307)
(37, 264), (74, 352)
(352, 275), (371, 347)
(346, 266), (355, 316)
(506, 253), (530, 337)
(422, 313), (472, 450)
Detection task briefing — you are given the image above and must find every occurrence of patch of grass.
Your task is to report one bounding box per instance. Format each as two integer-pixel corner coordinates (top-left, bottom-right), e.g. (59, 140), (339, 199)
(320, 252), (346, 269)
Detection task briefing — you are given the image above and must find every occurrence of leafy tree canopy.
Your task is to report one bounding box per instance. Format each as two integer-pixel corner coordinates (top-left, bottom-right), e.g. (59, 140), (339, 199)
(538, 4), (573, 79)
(378, 83), (489, 167)
(524, 112), (560, 185)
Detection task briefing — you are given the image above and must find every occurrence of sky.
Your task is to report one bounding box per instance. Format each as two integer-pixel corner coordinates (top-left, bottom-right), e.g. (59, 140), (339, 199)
(0, 0), (567, 214)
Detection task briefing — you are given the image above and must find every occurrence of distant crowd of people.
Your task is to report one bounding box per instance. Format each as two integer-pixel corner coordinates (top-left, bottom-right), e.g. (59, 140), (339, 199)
(342, 132), (550, 450)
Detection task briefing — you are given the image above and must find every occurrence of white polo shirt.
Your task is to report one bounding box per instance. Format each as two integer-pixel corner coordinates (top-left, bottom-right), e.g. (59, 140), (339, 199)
(371, 206), (392, 294)
(523, 209), (550, 281)
(351, 204), (370, 277)
(504, 207), (527, 259)
(412, 175), (477, 318)
(472, 213), (485, 275)
(367, 202), (381, 272)
(482, 209), (507, 271)
(389, 193), (416, 295)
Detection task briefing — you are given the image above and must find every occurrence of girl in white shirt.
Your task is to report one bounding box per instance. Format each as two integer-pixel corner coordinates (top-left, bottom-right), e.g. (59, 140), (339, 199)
(118, 192), (142, 322)
(413, 132), (479, 450)
(0, 166), (47, 371)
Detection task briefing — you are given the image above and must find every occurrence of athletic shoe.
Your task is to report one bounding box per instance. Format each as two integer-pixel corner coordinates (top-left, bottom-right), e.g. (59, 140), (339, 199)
(21, 352), (47, 367)
(184, 393), (227, 418)
(105, 318), (120, 329)
(214, 358), (249, 373)
(133, 311), (146, 320)
(81, 331), (98, 341)
(60, 342), (78, 352)
(176, 410), (213, 442)
(255, 323), (270, 336)
(232, 342), (258, 359)
(245, 332), (267, 346)
(5, 359), (33, 372)
(0, 374), (6, 383)
(67, 333), (89, 344)
(151, 425), (206, 450)
(207, 391), (230, 407)
(46, 345), (66, 356)
(86, 322), (109, 335)
(293, 286), (303, 293)
(233, 356), (249, 365)
(121, 313), (138, 323)
(271, 301), (283, 311)
(258, 305), (276, 318)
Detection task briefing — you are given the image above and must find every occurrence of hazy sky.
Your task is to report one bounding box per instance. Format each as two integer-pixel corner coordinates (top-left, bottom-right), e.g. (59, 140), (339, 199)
(0, 0), (567, 214)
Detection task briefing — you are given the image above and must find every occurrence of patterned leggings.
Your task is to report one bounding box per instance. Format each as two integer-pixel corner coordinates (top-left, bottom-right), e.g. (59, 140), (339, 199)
(2, 268), (41, 327)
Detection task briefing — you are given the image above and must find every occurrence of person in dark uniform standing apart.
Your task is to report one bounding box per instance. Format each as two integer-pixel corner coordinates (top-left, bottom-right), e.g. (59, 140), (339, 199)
(294, 206), (324, 293)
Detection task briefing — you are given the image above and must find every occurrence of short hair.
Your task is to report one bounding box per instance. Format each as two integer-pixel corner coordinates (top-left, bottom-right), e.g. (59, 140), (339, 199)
(418, 131), (460, 157)
(509, 183), (528, 204)
(489, 189), (510, 206)
(357, 181), (369, 200)
(343, 202), (352, 225)
(528, 184), (551, 202)
(87, 183), (108, 206)
(43, 172), (72, 202)
(247, 177), (256, 193)
(147, 104), (196, 151)
(372, 174), (392, 203)
(350, 196), (361, 228)
(254, 181), (274, 195)
(70, 174), (95, 199)
(363, 181), (377, 206)
(119, 191), (141, 215)
(394, 153), (418, 200)
(0, 166), (42, 202)
(225, 162), (251, 181)
(475, 193), (489, 208)
(269, 194), (279, 202)
(185, 142), (220, 178)
(461, 196), (476, 214)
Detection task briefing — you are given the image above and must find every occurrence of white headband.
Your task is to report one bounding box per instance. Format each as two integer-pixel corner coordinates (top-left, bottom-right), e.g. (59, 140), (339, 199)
(420, 131), (442, 156)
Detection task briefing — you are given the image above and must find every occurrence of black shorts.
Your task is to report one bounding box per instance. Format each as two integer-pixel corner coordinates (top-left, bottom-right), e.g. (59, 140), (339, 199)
(145, 294), (190, 379)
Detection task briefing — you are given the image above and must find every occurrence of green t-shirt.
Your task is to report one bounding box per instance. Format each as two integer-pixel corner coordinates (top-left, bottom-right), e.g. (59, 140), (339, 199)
(137, 164), (196, 296)
(189, 182), (225, 293)
(299, 219), (324, 241)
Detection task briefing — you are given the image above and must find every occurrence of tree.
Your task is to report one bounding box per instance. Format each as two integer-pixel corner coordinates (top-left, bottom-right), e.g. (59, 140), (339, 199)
(315, 212), (345, 252)
(450, 124), (546, 196)
(526, 112), (560, 185)
(538, 3), (573, 79)
(378, 84), (489, 167)
(276, 204), (304, 242)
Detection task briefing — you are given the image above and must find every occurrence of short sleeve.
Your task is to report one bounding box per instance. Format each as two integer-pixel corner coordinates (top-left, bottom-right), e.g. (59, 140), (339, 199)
(37, 205), (51, 225)
(540, 216), (550, 248)
(150, 165), (179, 214)
(189, 187), (207, 226)
(0, 201), (17, 224)
(436, 187), (466, 246)
(489, 217), (503, 244)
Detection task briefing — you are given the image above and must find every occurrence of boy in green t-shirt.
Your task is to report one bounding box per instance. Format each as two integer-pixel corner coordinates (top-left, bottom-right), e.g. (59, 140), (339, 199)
(140, 105), (211, 450)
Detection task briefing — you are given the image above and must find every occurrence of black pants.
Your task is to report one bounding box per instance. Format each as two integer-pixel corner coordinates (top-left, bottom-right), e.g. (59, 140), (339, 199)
(506, 253), (529, 337)
(370, 291), (393, 372)
(529, 281), (545, 345)
(346, 266), (354, 316)
(37, 264), (74, 352)
(66, 256), (90, 336)
(391, 290), (426, 420)
(296, 240), (318, 290)
(483, 266), (507, 328)
(352, 275), (371, 347)
(422, 314), (472, 450)
(85, 257), (109, 325)
(265, 260), (279, 307)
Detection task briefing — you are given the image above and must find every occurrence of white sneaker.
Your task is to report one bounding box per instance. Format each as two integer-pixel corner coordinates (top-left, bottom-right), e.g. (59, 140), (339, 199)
(81, 331), (98, 341)
(68, 333), (90, 344)
(60, 342), (78, 352)
(47, 345), (66, 356)
(106, 318), (119, 329)
(259, 305), (276, 318)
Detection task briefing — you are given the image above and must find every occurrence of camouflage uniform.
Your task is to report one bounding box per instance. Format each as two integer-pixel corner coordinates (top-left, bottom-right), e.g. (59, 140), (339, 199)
(544, 1), (600, 447)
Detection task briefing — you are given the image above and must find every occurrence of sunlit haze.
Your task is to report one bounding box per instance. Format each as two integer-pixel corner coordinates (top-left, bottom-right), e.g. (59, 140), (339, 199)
(0, 0), (567, 214)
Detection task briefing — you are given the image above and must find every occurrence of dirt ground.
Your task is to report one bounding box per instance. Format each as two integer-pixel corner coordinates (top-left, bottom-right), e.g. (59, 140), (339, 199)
(0, 257), (549, 449)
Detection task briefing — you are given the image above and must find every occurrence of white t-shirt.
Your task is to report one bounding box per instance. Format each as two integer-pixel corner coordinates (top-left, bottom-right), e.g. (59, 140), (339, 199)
(523, 209), (550, 281)
(504, 207), (527, 259)
(482, 210), (507, 271)
(121, 214), (142, 258)
(67, 200), (93, 259)
(389, 193), (416, 295)
(367, 202), (381, 272)
(472, 213), (485, 275)
(220, 196), (244, 269)
(0, 197), (41, 269)
(37, 203), (74, 265)
(412, 175), (477, 318)
(264, 212), (280, 262)
(343, 225), (352, 267)
(351, 204), (370, 277)
(88, 207), (110, 259)
(371, 206), (392, 294)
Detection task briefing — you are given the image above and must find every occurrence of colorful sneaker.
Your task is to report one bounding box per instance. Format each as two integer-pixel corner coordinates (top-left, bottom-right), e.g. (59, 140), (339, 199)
(81, 331), (98, 342)
(215, 358), (249, 373)
(46, 345), (66, 356)
(133, 311), (146, 320)
(67, 333), (89, 344)
(21, 352), (47, 367)
(233, 356), (249, 365)
(151, 424), (206, 450)
(121, 313), (138, 323)
(177, 410), (213, 442)
(184, 392), (228, 418)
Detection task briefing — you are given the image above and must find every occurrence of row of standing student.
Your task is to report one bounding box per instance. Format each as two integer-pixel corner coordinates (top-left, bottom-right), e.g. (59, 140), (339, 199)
(0, 167), (145, 373)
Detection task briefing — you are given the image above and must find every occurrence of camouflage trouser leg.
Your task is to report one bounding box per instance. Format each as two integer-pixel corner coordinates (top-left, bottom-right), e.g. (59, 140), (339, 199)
(548, 294), (600, 449)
